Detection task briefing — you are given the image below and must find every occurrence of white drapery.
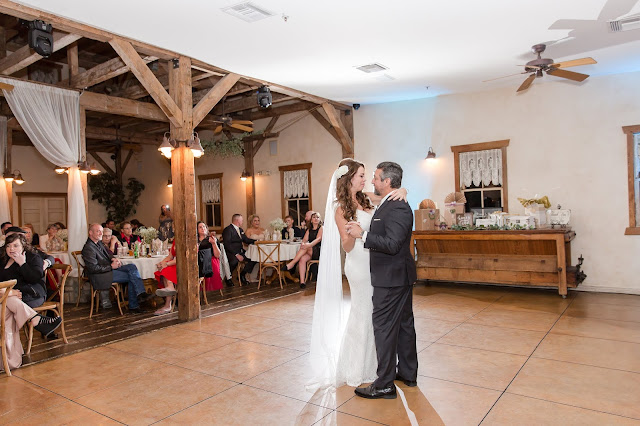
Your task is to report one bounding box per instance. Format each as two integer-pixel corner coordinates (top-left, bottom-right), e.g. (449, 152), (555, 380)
(0, 117), (10, 223)
(0, 78), (87, 253)
(459, 149), (502, 188)
(201, 178), (220, 203)
(283, 169), (309, 198)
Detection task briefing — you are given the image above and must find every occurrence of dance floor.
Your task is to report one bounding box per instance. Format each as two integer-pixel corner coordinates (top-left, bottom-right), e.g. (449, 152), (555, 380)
(2, 281), (640, 425)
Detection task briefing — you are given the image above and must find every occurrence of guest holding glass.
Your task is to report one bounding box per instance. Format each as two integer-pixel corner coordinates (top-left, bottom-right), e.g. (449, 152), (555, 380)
(39, 224), (63, 252)
(197, 221), (222, 293)
(158, 204), (174, 241)
(245, 215), (267, 240)
(22, 224), (39, 247)
(281, 212), (323, 289)
(153, 240), (177, 315)
(281, 215), (304, 240)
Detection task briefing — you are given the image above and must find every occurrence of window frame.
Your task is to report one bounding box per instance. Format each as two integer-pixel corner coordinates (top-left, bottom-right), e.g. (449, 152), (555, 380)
(197, 173), (224, 233)
(451, 139), (510, 213)
(279, 163), (312, 222)
(624, 125), (640, 235)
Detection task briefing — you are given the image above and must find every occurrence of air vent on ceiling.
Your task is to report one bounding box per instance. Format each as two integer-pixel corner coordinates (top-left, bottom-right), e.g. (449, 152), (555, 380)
(375, 74), (395, 82)
(608, 14), (640, 32)
(356, 63), (388, 73)
(222, 2), (275, 23)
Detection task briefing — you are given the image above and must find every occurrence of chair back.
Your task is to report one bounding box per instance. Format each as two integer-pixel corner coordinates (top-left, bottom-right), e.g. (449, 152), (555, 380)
(1, 279), (17, 376)
(46, 264), (72, 303)
(71, 251), (86, 278)
(255, 241), (281, 265)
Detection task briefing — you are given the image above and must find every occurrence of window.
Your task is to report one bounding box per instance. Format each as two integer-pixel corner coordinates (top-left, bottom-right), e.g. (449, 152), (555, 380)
(451, 140), (509, 215)
(198, 173), (223, 232)
(279, 163), (312, 225)
(624, 125), (640, 235)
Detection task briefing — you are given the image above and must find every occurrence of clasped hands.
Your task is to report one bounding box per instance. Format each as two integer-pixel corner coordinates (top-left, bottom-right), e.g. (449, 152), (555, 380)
(111, 257), (122, 269)
(346, 222), (364, 239)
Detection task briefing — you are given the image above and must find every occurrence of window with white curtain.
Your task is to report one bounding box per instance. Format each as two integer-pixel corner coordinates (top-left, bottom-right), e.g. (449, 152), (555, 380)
(279, 163), (312, 225)
(452, 140), (509, 215)
(198, 174), (223, 231)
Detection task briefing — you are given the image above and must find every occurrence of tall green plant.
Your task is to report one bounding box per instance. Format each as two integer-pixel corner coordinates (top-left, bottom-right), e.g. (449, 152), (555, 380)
(88, 174), (145, 223)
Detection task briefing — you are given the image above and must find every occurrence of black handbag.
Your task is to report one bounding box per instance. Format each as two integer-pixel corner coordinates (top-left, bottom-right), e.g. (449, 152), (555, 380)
(198, 248), (213, 278)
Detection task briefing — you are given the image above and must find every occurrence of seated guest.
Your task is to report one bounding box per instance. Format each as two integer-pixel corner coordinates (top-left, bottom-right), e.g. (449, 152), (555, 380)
(6, 227), (54, 271)
(158, 205), (174, 241)
(22, 224), (40, 247)
(245, 215), (267, 240)
(54, 222), (66, 230)
(299, 210), (314, 231)
(82, 224), (152, 313)
(130, 219), (144, 233)
(0, 233), (46, 308)
(101, 227), (119, 256)
(0, 287), (62, 371)
(116, 221), (141, 247)
(153, 240), (177, 315)
(222, 214), (255, 287)
(197, 221), (222, 293)
(39, 224), (63, 252)
(281, 215), (304, 240)
(282, 212), (323, 289)
(105, 219), (115, 230)
(1, 222), (12, 234)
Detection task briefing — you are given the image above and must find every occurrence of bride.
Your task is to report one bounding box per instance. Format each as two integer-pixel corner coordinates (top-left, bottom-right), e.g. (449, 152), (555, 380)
(309, 158), (406, 388)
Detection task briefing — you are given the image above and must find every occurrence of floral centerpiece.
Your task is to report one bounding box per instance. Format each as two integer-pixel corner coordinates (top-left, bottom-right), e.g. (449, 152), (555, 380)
(269, 218), (285, 240)
(134, 226), (158, 245)
(57, 229), (68, 242)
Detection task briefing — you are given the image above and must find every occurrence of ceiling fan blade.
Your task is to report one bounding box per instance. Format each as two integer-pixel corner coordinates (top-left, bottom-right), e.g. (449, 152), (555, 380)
(517, 74), (536, 92)
(551, 57), (597, 68)
(230, 123), (254, 132)
(232, 120), (254, 125)
(214, 125), (223, 134)
(547, 68), (589, 82)
(483, 71), (528, 82)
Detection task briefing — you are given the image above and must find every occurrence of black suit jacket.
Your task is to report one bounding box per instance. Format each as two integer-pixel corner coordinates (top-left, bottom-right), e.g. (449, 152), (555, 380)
(364, 198), (417, 287)
(81, 238), (114, 290)
(222, 224), (254, 257)
(0, 251), (45, 303)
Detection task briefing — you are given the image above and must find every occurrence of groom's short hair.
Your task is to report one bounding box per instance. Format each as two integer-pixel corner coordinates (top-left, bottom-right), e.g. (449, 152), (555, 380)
(376, 162), (403, 188)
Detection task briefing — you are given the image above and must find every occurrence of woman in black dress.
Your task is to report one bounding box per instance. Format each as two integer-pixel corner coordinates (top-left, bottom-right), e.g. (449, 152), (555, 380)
(281, 212), (323, 289)
(0, 233), (46, 308)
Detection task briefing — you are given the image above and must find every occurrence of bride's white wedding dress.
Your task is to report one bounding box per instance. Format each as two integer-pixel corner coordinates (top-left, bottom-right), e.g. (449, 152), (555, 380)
(336, 209), (378, 386)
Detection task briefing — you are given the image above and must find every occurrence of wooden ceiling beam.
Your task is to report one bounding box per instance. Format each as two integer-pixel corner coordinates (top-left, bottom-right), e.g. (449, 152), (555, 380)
(109, 38), (182, 126)
(80, 91), (168, 122)
(0, 31), (81, 75)
(88, 151), (115, 175)
(192, 73), (240, 127)
(321, 102), (353, 154)
(237, 101), (316, 121)
(64, 54), (157, 89)
(85, 126), (162, 145)
(310, 109), (341, 146)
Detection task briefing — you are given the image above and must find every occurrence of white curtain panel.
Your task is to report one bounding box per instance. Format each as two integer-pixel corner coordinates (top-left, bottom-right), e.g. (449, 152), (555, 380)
(283, 169), (309, 198)
(0, 117), (9, 223)
(0, 78), (87, 253)
(459, 149), (503, 189)
(201, 178), (220, 203)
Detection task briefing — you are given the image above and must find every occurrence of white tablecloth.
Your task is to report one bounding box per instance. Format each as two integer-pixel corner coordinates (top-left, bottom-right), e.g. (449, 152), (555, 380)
(245, 242), (301, 262)
(48, 251), (77, 277)
(118, 256), (164, 280)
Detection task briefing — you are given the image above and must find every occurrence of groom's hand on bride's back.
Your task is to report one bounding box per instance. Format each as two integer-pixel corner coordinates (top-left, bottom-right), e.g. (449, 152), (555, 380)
(388, 188), (408, 202)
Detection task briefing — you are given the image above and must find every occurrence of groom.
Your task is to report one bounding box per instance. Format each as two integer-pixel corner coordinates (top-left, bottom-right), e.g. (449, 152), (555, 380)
(347, 161), (418, 399)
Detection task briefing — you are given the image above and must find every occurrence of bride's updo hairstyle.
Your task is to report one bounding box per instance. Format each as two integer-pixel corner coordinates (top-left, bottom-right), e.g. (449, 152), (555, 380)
(336, 158), (373, 222)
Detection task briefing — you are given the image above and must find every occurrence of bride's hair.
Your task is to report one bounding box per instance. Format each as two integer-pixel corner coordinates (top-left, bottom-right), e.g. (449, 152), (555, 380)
(336, 158), (373, 222)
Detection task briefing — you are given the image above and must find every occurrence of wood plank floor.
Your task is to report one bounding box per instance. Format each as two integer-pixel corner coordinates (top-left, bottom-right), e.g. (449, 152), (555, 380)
(21, 281), (307, 367)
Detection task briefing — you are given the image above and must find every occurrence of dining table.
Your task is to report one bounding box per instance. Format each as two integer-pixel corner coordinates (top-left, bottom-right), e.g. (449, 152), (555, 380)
(117, 255), (165, 280)
(48, 251), (77, 277)
(245, 240), (302, 283)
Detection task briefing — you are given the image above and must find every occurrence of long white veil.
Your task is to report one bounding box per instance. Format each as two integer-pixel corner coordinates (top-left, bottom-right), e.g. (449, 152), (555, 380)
(307, 164), (349, 389)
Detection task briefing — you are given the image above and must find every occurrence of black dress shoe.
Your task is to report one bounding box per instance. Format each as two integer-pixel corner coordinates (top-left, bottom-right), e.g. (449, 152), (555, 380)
(395, 374), (418, 387)
(240, 275), (250, 286)
(354, 384), (397, 399)
(33, 315), (62, 338)
(225, 279), (235, 287)
(299, 283), (306, 289)
(129, 307), (144, 314)
(280, 263), (290, 272)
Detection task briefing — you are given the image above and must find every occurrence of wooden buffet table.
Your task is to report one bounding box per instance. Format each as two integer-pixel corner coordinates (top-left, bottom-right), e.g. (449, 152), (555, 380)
(412, 229), (585, 297)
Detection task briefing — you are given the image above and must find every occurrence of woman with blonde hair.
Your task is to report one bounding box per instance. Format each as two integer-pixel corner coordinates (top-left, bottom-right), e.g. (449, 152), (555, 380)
(245, 214), (267, 240)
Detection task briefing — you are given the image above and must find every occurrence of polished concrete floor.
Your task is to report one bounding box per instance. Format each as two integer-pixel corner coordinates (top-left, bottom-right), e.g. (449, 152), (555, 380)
(2, 282), (640, 425)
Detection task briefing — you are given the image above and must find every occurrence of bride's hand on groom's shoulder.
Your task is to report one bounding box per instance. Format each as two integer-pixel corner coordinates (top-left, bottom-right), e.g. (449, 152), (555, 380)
(389, 188), (408, 202)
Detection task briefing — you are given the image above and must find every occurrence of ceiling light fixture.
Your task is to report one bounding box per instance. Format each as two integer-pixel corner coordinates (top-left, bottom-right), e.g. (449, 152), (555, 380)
(158, 132), (204, 159)
(3, 171), (14, 182)
(167, 177), (173, 188)
(27, 20), (53, 58)
(240, 170), (250, 181)
(78, 160), (92, 174)
(257, 85), (272, 108)
(426, 147), (436, 161)
(54, 166), (66, 174)
(12, 170), (25, 185)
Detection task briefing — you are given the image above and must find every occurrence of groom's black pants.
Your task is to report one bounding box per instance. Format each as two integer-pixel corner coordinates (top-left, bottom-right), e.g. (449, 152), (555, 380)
(372, 285), (418, 388)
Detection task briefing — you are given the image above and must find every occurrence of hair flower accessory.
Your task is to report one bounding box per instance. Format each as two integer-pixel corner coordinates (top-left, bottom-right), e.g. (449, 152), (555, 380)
(336, 165), (348, 178)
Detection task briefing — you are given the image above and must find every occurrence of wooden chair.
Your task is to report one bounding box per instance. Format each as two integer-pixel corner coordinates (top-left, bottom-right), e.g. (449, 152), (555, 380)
(71, 251), (89, 307)
(305, 260), (320, 283)
(89, 282), (125, 318)
(256, 241), (283, 289)
(0, 279), (17, 376)
(25, 264), (71, 354)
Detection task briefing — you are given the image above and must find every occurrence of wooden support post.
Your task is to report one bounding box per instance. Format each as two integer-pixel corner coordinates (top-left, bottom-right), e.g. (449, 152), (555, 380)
(67, 42), (79, 85)
(169, 56), (199, 321)
(341, 109), (354, 158)
(244, 141), (255, 218)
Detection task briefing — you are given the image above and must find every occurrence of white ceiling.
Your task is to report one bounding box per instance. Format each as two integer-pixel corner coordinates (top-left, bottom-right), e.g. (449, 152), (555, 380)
(16, 0), (640, 104)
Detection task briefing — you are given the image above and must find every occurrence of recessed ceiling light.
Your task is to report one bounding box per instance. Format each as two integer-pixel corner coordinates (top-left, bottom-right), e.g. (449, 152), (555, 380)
(222, 2), (275, 23)
(355, 63), (388, 73)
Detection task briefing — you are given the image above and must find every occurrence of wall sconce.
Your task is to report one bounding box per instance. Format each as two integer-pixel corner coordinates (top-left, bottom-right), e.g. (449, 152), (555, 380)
(167, 177), (173, 188)
(240, 170), (251, 181)
(54, 166), (66, 174)
(426, 147), (436, 161)
(3, 170), (25, 184)
(158, 132), (204, 159)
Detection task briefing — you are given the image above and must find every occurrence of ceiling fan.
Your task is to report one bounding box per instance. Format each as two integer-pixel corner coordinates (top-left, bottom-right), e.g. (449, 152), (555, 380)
(485, 44), (597, 92)
(212, 97), (254, 134)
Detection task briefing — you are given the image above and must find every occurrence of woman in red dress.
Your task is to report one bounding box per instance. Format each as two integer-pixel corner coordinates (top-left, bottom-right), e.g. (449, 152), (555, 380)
(153, 240), (177, 315)
(197, 221), (222, 293)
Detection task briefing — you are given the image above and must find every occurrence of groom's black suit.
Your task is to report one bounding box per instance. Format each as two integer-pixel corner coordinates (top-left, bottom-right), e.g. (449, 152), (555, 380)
(363, 196), (418, 388)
